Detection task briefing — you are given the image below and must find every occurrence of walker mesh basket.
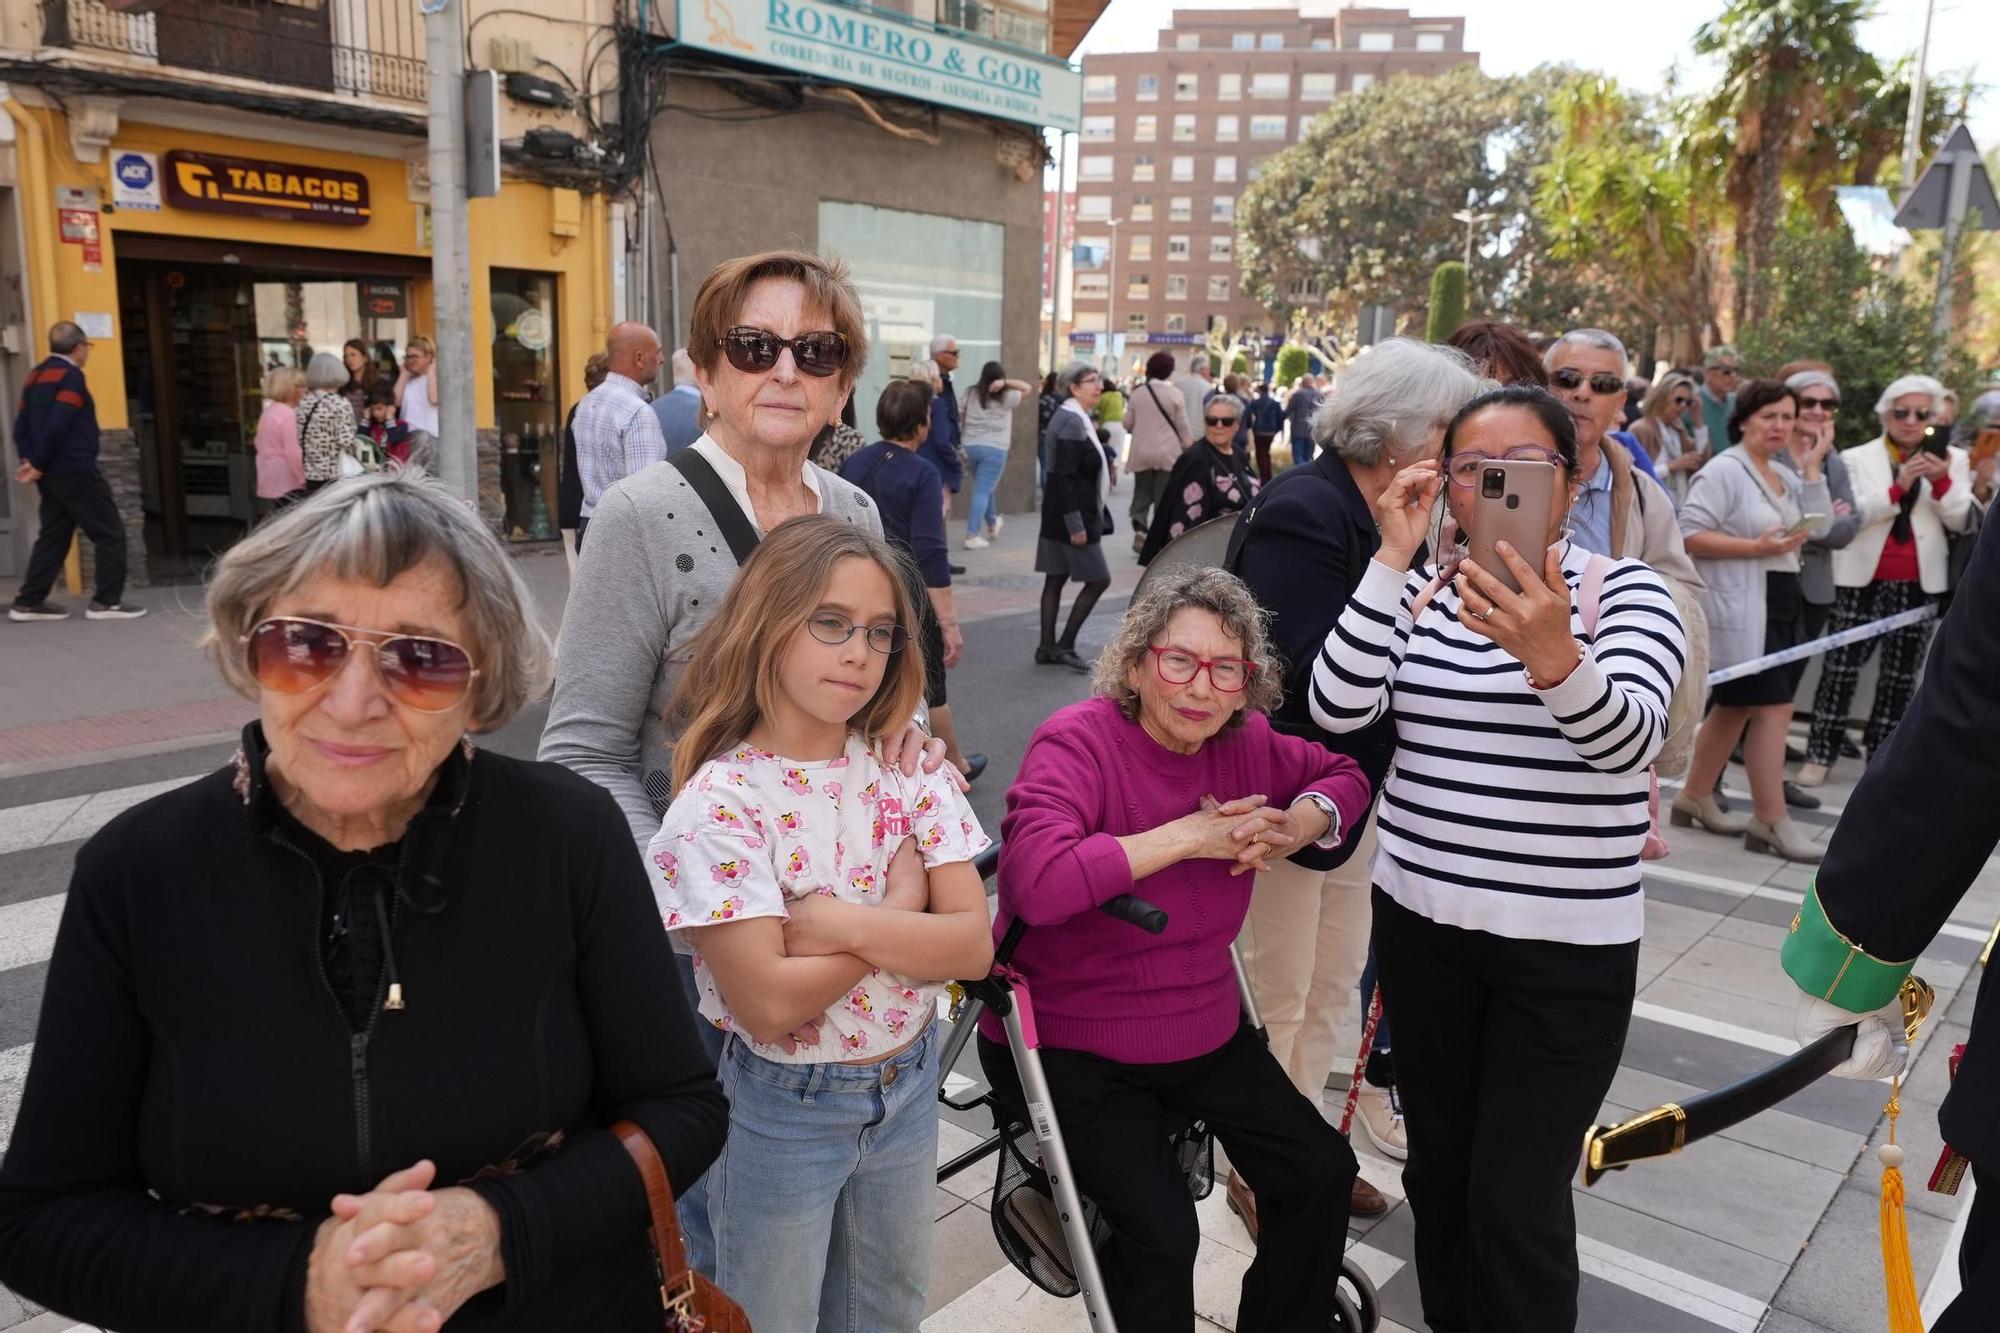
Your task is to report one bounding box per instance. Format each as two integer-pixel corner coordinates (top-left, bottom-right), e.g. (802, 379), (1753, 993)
(988, 1118), (1215, 1298)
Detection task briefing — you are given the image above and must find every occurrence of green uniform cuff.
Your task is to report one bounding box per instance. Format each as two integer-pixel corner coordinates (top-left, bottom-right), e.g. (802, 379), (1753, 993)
(1781, 882), (1915, 1014)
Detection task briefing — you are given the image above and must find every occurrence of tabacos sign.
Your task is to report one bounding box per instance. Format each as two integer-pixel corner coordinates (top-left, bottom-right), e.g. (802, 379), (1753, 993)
(163, 150), (371, 226)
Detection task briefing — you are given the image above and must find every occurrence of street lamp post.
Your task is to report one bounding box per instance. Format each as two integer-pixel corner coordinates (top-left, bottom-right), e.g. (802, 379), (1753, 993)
(1450, 206), (1496, 305)
(1105, 217), (1123, 375)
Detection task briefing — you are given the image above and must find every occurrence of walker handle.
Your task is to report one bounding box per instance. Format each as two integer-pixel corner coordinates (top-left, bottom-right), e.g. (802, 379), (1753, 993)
(1100, 894), (1169, 934)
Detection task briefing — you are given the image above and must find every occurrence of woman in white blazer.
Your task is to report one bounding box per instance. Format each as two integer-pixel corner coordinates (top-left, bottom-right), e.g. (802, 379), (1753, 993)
(1798, 374), (1973, 786)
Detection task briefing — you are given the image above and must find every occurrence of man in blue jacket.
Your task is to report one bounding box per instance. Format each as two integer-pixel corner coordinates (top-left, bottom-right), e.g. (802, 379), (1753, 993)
(10, 322), (144, 621)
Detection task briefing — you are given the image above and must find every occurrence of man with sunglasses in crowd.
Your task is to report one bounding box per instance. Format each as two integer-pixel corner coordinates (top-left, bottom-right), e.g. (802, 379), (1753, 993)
(571, 320), (668, 547)
(1697, 345), (1742, 454)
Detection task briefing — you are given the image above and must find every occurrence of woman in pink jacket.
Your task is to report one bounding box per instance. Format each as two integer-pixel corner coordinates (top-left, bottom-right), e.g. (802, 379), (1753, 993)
(252, 365), (306, 512)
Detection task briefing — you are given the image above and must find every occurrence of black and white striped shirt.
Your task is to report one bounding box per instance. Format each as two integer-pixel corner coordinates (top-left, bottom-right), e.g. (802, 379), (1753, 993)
(1310, 543), (1686, 945)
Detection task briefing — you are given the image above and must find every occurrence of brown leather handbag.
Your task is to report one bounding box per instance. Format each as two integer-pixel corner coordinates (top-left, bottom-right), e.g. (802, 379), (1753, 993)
(612, 1121), (752, 1332)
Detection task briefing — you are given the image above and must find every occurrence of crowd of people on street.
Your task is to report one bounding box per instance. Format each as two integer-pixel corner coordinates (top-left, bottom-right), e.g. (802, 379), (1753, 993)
(6, 246), (2000, 1333)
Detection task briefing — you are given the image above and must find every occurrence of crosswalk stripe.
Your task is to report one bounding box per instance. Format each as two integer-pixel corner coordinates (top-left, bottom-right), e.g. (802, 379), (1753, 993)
(0, 896), (66, 973)
(0, 774), (204, 856)
(1630, 1000), (1793, 1057)
(1576, 1235), (1766, 1332)
(1645, 864), (1992, 945)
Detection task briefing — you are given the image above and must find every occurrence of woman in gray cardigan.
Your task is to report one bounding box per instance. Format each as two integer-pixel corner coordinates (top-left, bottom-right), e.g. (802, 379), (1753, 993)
(1779, 369), (1861, 640)
(1673, 380), (1832, 862)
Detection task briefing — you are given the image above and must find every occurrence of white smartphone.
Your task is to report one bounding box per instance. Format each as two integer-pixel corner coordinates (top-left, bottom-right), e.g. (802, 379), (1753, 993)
(1470, 459), (1556, 595)
(1784, 513), (1826, 538)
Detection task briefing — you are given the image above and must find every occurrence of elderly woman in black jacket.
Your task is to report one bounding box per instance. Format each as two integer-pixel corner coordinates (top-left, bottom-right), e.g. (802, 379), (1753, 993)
(0, 472), (727, 1333)
(1037, 362), (1113, 673)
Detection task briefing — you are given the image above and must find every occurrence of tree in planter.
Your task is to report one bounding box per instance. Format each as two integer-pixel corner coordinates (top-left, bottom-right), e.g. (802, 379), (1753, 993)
(1230, 352), (1252, 378)
(1274, 344), (1312, 388)
(1426, 262), (1468, 342)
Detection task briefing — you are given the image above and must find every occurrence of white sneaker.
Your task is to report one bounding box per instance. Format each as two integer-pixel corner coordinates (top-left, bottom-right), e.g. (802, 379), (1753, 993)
(988, 515), (1004, 539)
(964, 534), (991, 550)
(85, 601), (148, 621)
(1355, 1084), (1407, 1161)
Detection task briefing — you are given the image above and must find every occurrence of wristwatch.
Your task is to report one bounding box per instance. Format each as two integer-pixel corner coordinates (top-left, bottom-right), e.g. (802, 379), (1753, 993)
(1295, 791), (1343, 849)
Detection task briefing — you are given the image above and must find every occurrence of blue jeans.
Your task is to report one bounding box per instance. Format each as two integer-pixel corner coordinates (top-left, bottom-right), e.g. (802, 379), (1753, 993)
(708, 1018), (941, 1332)
(963, 444), (1008, 538)
(1291, 423), (1316, 466)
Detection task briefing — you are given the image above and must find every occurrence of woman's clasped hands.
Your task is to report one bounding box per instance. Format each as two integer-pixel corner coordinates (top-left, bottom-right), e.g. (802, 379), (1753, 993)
(1182, 794), (1330, 876)
(305, 1160), (505, 1333)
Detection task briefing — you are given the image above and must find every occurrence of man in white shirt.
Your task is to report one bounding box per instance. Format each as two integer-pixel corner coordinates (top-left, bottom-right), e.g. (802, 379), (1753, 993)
(1173, 353), (1215, 428)
(572, 321), (667, 542)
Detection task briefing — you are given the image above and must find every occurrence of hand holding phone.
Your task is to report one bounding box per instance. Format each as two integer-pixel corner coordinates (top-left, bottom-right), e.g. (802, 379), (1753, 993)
(1783, 513), (1825, 539)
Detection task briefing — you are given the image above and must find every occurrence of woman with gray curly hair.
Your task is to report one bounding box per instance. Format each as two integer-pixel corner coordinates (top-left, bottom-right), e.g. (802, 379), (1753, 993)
(0, 471), (727, 1333)
(986, 564), (1373, 1330)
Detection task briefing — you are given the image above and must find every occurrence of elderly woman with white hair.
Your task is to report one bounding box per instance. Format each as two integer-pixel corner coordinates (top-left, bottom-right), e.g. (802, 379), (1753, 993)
(1798, 373), (1974, 786)
(0, 473), (728, 1332)
(297, 351), (360, 493)
(1228, 337), (1485, 1213)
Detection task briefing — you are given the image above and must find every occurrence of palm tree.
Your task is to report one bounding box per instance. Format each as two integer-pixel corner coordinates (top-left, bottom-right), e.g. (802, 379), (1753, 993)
(1693, 0), (1880, 328)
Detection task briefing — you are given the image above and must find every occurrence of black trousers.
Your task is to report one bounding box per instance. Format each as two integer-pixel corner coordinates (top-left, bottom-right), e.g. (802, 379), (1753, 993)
(18, 469), (125, 606)
(1034, 1023), (1357, 1332)
(1372, 889), (1638, 1333)
(1935, 1166), (2000, 1332)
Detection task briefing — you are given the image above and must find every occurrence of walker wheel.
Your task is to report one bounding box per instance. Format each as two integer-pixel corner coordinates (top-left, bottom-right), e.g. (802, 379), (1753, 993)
(1335, 1257), (1379, 1332)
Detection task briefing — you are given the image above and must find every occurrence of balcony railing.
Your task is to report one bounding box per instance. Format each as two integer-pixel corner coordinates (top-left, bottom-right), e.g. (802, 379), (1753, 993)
(42, 0), (427, 104)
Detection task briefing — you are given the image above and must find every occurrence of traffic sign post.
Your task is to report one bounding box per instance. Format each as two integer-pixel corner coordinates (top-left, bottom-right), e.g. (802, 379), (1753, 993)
(1893, 123), (2000, 365)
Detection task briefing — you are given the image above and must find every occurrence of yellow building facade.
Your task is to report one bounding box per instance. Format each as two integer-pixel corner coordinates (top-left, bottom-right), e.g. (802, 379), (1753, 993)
(0, 1), (621, 582)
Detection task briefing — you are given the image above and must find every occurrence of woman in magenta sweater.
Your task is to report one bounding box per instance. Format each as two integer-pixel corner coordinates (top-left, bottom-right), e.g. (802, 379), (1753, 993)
(982, 566), (1372, 1332)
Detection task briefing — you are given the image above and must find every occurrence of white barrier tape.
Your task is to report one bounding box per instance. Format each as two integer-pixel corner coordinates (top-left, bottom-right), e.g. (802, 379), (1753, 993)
(1704, 604), (1938, 686)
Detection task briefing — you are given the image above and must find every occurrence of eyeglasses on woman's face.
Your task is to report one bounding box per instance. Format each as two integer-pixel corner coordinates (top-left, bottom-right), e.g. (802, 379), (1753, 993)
(1148, 645), (1254, 692)
(1798, 395), (1840, 413)
(1445, 445), (1563, 488)
(243, 617), (479, 713)
(805, 611), (907, 654)
(1669, 394), (1693, 409)
(719, 326), (850, 378)
(1205, 413), (1238, 428)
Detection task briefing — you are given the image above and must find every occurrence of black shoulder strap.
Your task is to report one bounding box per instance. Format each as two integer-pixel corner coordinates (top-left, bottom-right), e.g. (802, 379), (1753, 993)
(666, 448), (761, 566)
(1143, 380), (1187, 447)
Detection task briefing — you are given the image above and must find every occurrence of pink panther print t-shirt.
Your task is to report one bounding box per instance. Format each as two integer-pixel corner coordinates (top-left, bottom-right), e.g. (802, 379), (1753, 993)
(647, 733), (990, 1064)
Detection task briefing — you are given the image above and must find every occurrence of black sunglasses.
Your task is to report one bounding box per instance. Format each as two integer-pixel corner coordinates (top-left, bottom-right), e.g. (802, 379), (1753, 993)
(1799, 395), (1840, 411)
(1552, 368), (1625, 395)
(719, 326), (849, 378)
(1204, 414), (1237, 426)
(1890, 407), (1931, 422)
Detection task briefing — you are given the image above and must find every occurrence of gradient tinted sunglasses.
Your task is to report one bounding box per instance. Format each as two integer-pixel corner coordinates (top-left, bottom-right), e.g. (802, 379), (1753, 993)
(1551, 368), (1626, 395)
(244, 617), (479, 713)
(1889, 407), (1931, 422)
(719, 326), (849, 378)
(1798, 395), (1841, 412)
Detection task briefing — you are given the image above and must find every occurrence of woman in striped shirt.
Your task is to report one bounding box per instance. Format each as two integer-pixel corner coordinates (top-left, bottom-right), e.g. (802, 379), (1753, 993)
(1312, 384), (1685, 1333)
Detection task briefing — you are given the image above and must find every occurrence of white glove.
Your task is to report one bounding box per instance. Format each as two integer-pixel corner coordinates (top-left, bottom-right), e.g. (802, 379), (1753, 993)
(1794, 991), (1909, 1081)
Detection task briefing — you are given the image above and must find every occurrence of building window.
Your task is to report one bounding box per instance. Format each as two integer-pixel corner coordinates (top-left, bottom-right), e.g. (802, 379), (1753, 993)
(1259, 33), (1284, 50)
(1208, 275), (1231, 302)
(1168, 235), (1190, 260)
(1082, 115), (1116, 142)
(1075, 273), (1108, 299)
(1080, 155), (1113, 181)
(1166, 275), (1189, 300)
(1217, 72), (1241, 101)
(1232, 33), (1254, 50)
(1132, 154), (1155, 182)
(1134, 114), (1157, 142)
(1216, 114), (1239, 142)
(1250, 114), (1286, 140)
(1211, 195), (1235, 222)
(1171, 155), (1194, 181)
(1129, 233), (1152, 261)
(1127, 273), (1150, 301)
(1247, 158), (1267, 182)
(1076, 235), (1108, 267)
(1079, 195), (1112, 220)
(1137, 74), (1159, 101)
(1173, 114), (1197, 142)
(1300, 116), (1317, 138)
(1130, 195), (1154, 222)
(1417, 31), (1447, 52)
(1072, 310), (1107, 332)
(1176, 32), (1199, 50)
(1165, 313), (1187, 333)
(1209, 235), (1234, 262)
(1175, 73), (1200, 100)
(1358, 31), (1393, 52)
(1350, 72), (1375, 93)
(1169, 196), (1192, 222)
(1214, 155), (1237, 182)
(1300, 72), (1335, 100)
(1311, 38), (1333, 50)
(1127, 312), (1149, 335)
(1251, 72), (1289, 99)
(1084, 74), (1117, 101)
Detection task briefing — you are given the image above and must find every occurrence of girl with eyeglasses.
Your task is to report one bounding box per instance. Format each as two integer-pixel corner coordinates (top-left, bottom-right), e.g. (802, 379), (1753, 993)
(1798, 373), (1976, 788)
(649, 514), (992, 1333)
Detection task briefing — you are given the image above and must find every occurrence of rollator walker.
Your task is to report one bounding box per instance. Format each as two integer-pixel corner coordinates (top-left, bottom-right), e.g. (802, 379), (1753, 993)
(938, 846), (1381, 1332)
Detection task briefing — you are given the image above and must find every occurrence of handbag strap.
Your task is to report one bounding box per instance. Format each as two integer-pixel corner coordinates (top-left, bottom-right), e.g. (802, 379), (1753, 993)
(612, 1119), (694, 1300)
(666, 448), (761, 566)
(1143, 380), (1187, 447)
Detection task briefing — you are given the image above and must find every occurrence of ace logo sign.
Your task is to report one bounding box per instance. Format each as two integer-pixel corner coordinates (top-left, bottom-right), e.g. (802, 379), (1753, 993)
(112, 151), (162, 211)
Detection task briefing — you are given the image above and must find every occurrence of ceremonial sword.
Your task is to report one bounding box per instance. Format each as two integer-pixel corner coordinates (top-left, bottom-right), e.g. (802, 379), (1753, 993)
(1581, 977), (1935, 1187)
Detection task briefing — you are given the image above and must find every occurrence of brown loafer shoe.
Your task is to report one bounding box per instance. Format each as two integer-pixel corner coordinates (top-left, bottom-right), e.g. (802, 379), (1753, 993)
(1225, 1168), (1259, 1243)
(1351, 1174), (1388, 1215)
